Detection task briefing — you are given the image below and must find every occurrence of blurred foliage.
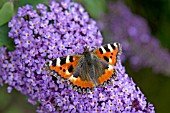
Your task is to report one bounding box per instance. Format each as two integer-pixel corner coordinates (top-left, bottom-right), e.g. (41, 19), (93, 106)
(0, 24), (15, 51)
(1, 0), (170, 113)
(125, 61), (170, 113)
(121, 1), (170, 112)
(0, 86), (36, 113)
(78, 0), (107, 19)
(0, 1), (14, 26)
(0, 1), (14, 51)
(125, 0), (170, 49)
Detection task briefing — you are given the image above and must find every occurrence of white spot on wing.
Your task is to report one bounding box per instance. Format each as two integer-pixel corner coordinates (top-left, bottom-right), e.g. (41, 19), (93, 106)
(57, 58), (61, 66)
(66, 70), (71, 75)
(66, 55), (70, 63)
(69, 75), (77, 81)
(109, 58), (112, 63)
(108, 64), (113, 71)
(108, 44), (113, 51)
(100, 46), (106, 53)
(49, 61), (52, 66)
(114, 43), (118, 48)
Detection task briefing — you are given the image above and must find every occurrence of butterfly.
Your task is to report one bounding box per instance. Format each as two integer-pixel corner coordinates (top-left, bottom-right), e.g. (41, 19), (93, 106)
(44, 42), (122, 93)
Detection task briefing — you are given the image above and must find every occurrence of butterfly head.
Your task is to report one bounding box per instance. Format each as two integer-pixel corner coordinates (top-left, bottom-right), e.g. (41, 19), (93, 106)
(83, 46), (90, 54)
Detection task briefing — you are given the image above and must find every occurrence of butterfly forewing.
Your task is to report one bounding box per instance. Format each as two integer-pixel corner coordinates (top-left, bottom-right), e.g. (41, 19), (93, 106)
(94, 43), (121, 65)
(47, 55), (81, 79)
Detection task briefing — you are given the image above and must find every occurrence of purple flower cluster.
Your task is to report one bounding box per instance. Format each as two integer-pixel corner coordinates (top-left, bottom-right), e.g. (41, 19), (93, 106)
(0, 0), (154, 112)
(103, 2), (170, 75)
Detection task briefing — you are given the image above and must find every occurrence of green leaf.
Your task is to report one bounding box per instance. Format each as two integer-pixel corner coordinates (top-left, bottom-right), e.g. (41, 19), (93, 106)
(0, 0), (8, 8)
(0, 24), (15, 51)
(0, 41), (3, 46)
(0, 1), (14, 26)
(81, 0), (106, 19)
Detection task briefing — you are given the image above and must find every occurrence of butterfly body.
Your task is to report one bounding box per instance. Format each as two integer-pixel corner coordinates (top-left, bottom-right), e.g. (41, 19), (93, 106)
(45, 43), (122, 92)
(72, 47), (108, 87)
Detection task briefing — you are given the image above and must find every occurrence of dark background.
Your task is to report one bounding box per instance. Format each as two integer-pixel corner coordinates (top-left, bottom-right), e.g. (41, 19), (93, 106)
(0, 0), (170, 113)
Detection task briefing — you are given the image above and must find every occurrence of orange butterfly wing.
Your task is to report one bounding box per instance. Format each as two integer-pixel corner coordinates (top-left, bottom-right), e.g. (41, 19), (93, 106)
(94, 43), (122, 85)
(47, 55), (81, 79)
(95, 43), (121, 65)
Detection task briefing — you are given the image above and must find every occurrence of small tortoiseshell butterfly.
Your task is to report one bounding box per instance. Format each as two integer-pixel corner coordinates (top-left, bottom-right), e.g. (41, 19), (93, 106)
(45, 43), (122, 93)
